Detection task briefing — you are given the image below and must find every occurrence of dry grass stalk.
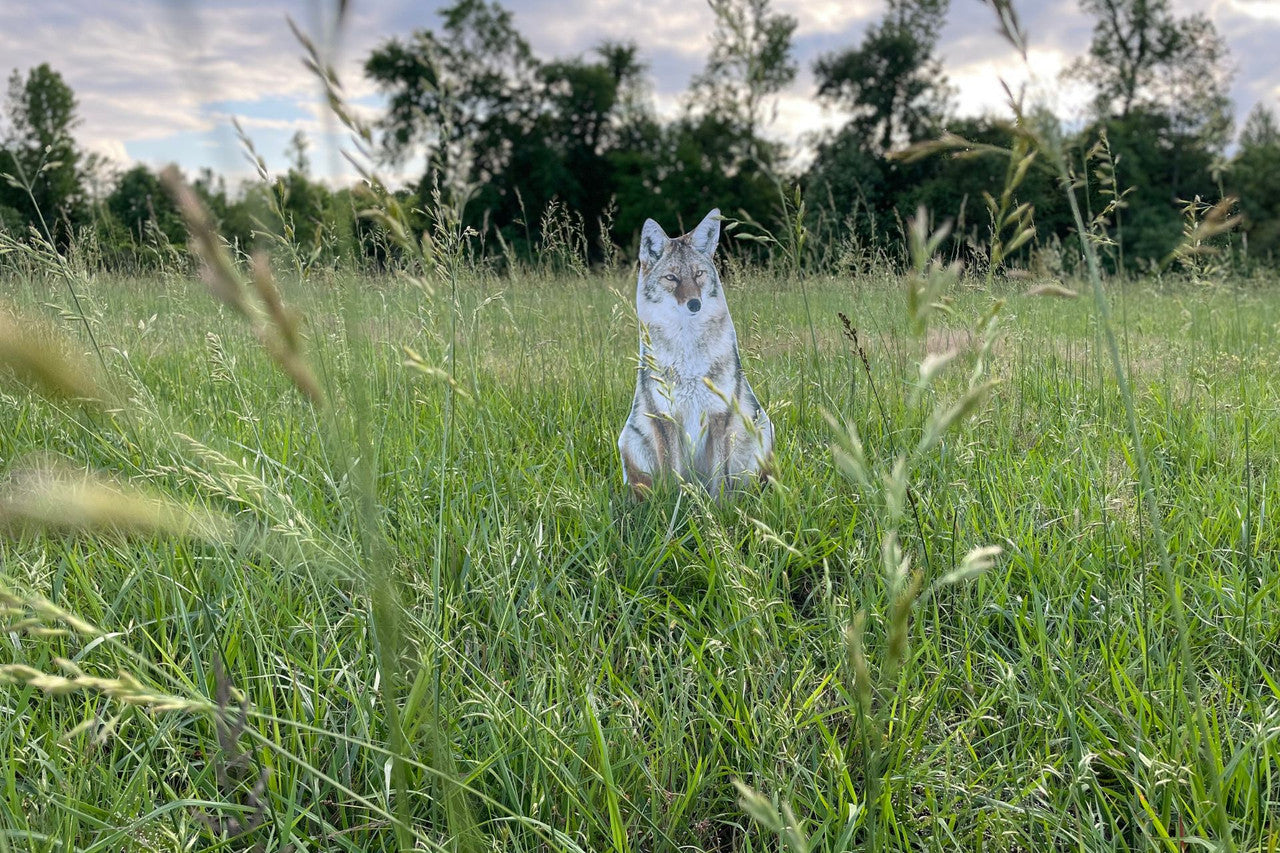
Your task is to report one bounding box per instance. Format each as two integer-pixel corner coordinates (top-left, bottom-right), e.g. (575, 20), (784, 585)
(0, 463), (230, 541)
(160, 167), (326, 407)
(0, 658), (204, 714)
(0, 309), (106, 403)
(1, 585), (103, 638)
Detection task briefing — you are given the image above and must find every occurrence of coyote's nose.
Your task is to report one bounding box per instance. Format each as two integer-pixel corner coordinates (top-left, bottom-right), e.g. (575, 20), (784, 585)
(687, 298), (701, 314)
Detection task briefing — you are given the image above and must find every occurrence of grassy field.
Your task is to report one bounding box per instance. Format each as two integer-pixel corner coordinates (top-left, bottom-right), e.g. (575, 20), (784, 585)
(2, 263), (1279, 851)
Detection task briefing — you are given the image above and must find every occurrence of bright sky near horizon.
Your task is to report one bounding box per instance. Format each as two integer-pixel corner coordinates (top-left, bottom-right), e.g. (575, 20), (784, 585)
(1, 0), (1276, 189)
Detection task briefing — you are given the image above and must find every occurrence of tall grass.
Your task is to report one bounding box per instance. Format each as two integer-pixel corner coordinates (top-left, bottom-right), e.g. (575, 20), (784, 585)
(4, 255), (1278, 850)
(1, 3), (1279, 852)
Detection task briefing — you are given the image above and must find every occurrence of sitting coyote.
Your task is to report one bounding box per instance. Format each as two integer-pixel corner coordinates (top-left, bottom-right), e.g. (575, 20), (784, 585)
(618, 208), (774, 496)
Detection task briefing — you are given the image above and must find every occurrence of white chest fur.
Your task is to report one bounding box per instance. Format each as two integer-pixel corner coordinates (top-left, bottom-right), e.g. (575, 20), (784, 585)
(642, 321), (735, 442)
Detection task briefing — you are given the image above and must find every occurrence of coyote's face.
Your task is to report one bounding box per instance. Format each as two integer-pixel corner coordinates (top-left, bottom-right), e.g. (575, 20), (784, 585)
(636, 210), (725, 332)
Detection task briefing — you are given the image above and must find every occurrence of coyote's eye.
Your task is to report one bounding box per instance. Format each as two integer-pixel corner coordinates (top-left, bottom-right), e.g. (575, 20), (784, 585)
(694, 269), (705, 279)
(663, 274), (679, 283)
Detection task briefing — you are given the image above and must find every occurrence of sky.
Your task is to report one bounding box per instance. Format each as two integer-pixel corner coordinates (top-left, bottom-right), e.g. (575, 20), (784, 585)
(1, 0), (1277, 189)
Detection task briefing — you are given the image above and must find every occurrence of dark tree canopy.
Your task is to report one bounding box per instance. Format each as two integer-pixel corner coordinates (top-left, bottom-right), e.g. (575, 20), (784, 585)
(691, 0), (798, 140)
(366, 0), (667, 257)
(363, 0), (798, 260)
(365, 0), (539, 182)
(106, 164), (184, 245)
(1065, 0), (1235, 267)
(805, 0), (954, 258)
(1230, 104), (1280, 259)
(0, 63), (86, 243)
(814, 0), (951, 156)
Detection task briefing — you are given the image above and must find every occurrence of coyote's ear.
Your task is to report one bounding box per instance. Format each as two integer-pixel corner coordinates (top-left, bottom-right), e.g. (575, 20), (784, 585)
(640, 218), (669, 266)
(690, 208), (721, 256)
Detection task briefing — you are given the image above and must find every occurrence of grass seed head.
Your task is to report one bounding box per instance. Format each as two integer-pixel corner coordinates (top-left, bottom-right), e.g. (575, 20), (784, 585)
(0, 310), (106, 403)
(0, 463), (231, 542)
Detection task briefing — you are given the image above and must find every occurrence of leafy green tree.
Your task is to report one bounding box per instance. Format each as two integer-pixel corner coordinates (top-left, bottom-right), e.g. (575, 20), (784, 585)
(604, 113), (667, 244)
(649, 112), (783, 242)
(192, 167), (254, 251)
(1229, 104), (1280, 260)
(813, 0), (951, 156)
(1072, 0), (1232, 147)
(105, 164), (185, 246)
(631, 0), (798, 256)
(900, 116), (1069, 263)
(472, 42), (655, 258)
(490, 45), (649, 250)
(690, 0), (797, 151)
(368, 0), (690, 262)
(804, 125), (891, 248)
(365, 0), (539, 192)
(0, 63), (87, 243)
(805, 0), (952, 253)
(1080, 108), (1219, 265)
(1069, 0), (1234, 265)
(274, 131), (334, 260)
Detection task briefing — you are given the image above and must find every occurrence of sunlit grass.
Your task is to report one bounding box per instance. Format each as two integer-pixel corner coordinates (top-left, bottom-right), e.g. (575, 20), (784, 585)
(2, 263), (1278, 850)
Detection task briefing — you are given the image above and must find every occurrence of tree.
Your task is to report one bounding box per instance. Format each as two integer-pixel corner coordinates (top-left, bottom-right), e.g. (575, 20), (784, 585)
(365, 0), (540, 192)
(0, 63), (87, 242)
(1229, 104), (1280, 260)
(805, 0), (952, 255)
(192, 167), (254, 251)
(813, 0), (951, 156)
(1068, 0), (1234, 265)
(1071, 0), (1232, 148)
(274, 131), (333, 259)
(690, 0), (798, 149)
(1079, 109), (1219, 264)
(636, 0), (798, 251)
(533, 45), (653, 247)
(105, 164), (185, 246)
(647, 112), (783, 243)
(901, 116), (1071, 264)
(803, 125), (891, 250)
(367, 2), (662, 260)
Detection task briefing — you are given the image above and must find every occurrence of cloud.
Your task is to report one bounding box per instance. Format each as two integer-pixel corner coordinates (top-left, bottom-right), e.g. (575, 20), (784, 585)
(1228, 0), (1280, 22)
(947, 47), (1094, 125)
(84, 137), (131, 166)
(0, 0), (393, 179)
(779, 0), (881, 36)
(513, 0), (709, 62)
(504, 0), (882, 98)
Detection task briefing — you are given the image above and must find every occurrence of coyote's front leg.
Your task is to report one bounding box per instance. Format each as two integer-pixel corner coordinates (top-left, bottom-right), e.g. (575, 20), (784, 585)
(618, 407), (682, 498)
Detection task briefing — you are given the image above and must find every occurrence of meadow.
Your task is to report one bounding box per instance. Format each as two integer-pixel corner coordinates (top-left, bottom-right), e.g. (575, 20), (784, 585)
(2, 251), (1278, 850)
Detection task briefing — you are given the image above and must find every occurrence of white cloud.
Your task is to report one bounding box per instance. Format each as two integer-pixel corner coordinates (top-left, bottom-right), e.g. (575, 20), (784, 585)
(84, 137), (130, 165)
(776, 0), (880, 36)
(472, 0), (882, 97)
(948, 47), (1093, 125)
(1228, 0), (1280, 21)
(517, 0), (710, 60)
(0, 1), (387, 175)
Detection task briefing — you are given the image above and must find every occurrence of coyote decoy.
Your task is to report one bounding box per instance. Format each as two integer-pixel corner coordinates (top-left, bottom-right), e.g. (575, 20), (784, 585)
(618, 209), (774, 496)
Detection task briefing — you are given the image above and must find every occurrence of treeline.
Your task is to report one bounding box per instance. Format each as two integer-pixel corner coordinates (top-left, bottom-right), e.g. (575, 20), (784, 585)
(2, 0), (1280, 276)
